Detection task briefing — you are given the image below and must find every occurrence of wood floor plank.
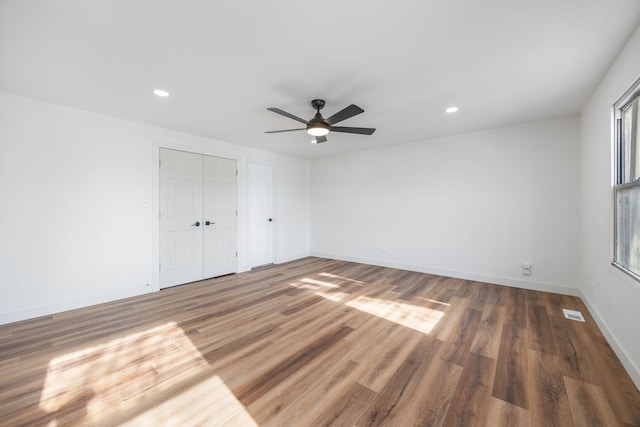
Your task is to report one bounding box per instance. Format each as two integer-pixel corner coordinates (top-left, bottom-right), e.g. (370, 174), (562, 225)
(492, 323), (529, 409)
(441, 351), (497, 426)
(469, 304), (505, 359)
(527, 349), (575, 427)
(548, 314), (602, 385)
(564, 376), (621, 427)
(472, 282), (502, 309)
(306, 382), (377, 427)
(431, 296), (472, 342)
(354, 335), (443, 426)
(1, 257), (638, 426)
(233, 325), (354, 406)
(414, 358), (464, 427)
(439, 307), (483, 366)
(201, 323), (280, 365)
(485, 397), (531, 427)
(455, 279), (479, 300)
(246, 337), (358, 425)
(430, 276), (463, 303)
(504, 287), (527, 329)
(347, 320), (423, 393)
(526, 304), (557, 355)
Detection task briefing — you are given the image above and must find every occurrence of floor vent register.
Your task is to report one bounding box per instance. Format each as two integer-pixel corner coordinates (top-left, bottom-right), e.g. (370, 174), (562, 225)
(562, 308), (586, 322)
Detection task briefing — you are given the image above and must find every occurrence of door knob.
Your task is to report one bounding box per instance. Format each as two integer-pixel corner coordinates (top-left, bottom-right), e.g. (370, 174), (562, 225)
(205, 221), (215, 226)
(192, 221), (201, 227)
(268, 218), (273, 222)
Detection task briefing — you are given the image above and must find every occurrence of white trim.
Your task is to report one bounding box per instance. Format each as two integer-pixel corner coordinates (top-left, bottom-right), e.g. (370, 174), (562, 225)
(275, 253), (311, 265)
(153, 138), (242, 162)
(613, 73), (640, 109)
(612, 77), (640, 283)
(580, 291), (640, 390)
(310, 252), (581, 296)
(0, 287), (152, 325)
(246, 157), (279, 167)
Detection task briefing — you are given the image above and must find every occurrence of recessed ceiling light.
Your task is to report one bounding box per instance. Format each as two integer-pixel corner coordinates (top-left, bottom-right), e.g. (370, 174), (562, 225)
(153, 89), (170, 97)
(445, 106), (459, 113)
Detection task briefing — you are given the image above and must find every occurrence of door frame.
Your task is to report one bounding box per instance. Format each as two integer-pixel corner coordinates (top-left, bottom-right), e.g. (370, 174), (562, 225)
(152, 140), (243, 292)
(248, 158), (277, 269)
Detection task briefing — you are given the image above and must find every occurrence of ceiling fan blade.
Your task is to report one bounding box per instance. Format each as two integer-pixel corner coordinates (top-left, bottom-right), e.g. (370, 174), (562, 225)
(267, 108), (309, 124)
(326, 104), (364, 125)
(329, 126), (376, 135)
(312, 135), (327, 144)
(264, 128), (305, 133)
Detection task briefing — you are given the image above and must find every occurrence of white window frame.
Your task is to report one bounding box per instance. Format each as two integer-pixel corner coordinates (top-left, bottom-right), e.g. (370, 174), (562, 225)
(613, 76), (640, 282)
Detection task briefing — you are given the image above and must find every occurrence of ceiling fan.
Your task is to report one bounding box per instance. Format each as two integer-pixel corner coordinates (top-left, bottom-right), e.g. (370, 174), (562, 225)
(265, 99), (376, 143)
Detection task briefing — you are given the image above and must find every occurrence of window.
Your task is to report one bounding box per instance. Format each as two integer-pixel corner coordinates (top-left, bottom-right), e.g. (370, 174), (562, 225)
(614, 79), (640, 280)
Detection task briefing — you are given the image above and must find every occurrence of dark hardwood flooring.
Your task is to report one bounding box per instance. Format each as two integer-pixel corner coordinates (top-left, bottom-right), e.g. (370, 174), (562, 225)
(1, 257), (639, 426)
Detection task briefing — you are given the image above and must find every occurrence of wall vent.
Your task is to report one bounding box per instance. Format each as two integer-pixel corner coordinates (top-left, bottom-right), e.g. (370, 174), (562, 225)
(562, 309), (585, 322)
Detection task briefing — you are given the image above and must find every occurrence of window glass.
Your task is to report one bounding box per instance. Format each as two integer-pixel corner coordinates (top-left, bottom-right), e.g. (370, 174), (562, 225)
(616, 185), (640, 273)
(615, 89), (640, 280)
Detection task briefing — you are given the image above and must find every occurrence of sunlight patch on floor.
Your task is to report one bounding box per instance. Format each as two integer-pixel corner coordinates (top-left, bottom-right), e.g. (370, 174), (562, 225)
(346, 296), (444, 334)
(120, 375), (258, 427)
(419, 297), (451, 307)
(38, 321), (255, 425)
(319, 272), (366, 284)
(293, 275), (445, 334)
(289, 279), (349, 301)
(299, 277), (341, 288)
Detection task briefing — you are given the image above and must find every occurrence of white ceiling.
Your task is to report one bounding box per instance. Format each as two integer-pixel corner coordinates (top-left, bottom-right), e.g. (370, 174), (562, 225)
(1, 1), (639, 159)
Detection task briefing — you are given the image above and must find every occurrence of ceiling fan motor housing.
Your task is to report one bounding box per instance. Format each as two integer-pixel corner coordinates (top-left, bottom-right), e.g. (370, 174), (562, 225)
(311, 99), (325, 110)
(308, 100), (330, 135)
(307, 114), (330, 135)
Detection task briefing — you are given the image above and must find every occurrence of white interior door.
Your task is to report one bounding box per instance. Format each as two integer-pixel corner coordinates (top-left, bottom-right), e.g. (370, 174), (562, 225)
(160, 148), (237, 289)
(203, 156), (237, 278)
(159, 149), (204, 287)
(249, 162), (274, 268)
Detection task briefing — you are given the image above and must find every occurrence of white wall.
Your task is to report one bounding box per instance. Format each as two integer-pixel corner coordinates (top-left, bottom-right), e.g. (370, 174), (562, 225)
(0, 92), (310, 324)
(579, 25), (640, 387)
(311, 116), (580, 294)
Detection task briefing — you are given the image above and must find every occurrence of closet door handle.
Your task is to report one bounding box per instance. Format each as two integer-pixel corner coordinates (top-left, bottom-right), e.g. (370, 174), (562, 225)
(267, 218), (273, 222)
(191, 221), (201, 227)
(205, 221), (214, 226)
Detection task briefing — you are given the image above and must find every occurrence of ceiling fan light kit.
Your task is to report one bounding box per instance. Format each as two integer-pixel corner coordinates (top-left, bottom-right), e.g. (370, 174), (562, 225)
(307, 124), (329, 137)
(266, 99), (375, 144)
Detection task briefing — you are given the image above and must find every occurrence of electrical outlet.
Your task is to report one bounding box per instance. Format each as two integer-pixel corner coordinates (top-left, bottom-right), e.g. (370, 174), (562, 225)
(522, 263), (532, 276)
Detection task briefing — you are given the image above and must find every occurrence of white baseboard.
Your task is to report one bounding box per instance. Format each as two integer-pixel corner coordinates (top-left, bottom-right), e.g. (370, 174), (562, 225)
(1, 256), (308, 325)
(0, 287), (152, 326)
(580, 292), (640, 390)
(275, 252), (311, 265)
(311, 252), (580, 296)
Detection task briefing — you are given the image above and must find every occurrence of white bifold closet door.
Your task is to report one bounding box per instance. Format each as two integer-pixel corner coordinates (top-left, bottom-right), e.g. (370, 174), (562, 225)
(159, 148), (237, 289)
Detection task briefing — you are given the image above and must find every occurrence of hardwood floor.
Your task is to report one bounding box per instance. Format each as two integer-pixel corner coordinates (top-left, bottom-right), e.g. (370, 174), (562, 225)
(1, 257), (639, 426)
